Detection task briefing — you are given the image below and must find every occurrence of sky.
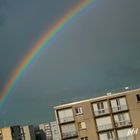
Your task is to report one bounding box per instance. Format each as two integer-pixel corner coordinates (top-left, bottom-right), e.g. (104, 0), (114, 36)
(0, 0), (140, 127)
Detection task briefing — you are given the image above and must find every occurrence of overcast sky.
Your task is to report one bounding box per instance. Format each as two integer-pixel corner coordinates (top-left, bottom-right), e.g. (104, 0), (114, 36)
(0, 0), (140, 126)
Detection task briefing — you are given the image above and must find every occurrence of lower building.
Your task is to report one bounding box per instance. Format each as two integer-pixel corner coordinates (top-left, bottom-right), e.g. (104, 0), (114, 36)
(54, 88), (140, 140)
(34, 126), (46, 140)
(38, 121), (60, 140)
(0, 127), (12, 140)
(50, 121), (61, 140)
(23, 125), (36, 140)
(0, 125), (36, 140)
(0, 125), (25, 140)
(10, 125), (25, 140)
(39, 123), (53, 140)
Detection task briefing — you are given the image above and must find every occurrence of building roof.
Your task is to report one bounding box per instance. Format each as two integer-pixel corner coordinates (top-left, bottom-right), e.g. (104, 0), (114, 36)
(54, 88), (140, 109)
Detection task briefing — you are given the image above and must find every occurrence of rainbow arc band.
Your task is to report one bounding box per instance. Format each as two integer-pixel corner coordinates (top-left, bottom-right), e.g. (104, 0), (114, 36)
(0, 0), (96, 110)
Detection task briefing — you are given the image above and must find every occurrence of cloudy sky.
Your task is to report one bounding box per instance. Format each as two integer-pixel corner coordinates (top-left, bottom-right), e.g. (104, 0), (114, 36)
(0, 0), (140, 126)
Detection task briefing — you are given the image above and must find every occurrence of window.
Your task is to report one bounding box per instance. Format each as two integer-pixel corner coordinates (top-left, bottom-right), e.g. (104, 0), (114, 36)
(78, 122), (86, 130)
(99, 131), (115, 140)
(93, 101), (109, 116)
(136, 94), (140, 101)
(107, 131), (114, 139)
(116, 98), (121, 110)
(75, 107), (83, 115)
(114, 113), (131, 127)
(97, 102), (105, 113)
(81, 137), (88, 140)
(111, 97), (128, 112)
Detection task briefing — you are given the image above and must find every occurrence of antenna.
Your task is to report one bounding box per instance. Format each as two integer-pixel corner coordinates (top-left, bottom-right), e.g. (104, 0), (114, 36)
(124, 86), (129, 90)
(107, 92), (112, 96)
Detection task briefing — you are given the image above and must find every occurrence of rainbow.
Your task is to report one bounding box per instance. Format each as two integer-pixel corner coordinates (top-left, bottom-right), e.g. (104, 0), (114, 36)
(0, 0), (96, 110)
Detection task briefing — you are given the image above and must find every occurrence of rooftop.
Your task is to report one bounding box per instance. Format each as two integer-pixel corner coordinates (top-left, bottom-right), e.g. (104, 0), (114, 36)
(54, 87), (140, 109)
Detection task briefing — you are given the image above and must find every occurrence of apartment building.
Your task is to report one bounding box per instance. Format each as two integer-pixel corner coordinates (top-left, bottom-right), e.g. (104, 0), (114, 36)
(0, 127), (12, 140)
(23, 125), (36, 140)
(39, 123), (53, 139)
(54, 88), (140, 140)
(50, 121), (61, 140)
(0, 125), (24, 140)
(0, 125), (37, 140)
(38, 121), (60, 140)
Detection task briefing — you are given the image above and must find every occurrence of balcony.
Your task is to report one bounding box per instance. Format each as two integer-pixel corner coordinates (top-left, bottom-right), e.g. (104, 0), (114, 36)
(112, 105), (128, 113)
(115, 120), (132, 128)
(100, 136), (134, 140)
(118, 136), (134, 140)
(97, 123), (113, 131)
(59, 116), (74, 124)
(107, 139), (116, 140)
(94, 108), (110, 117)
(62, 131), (77, 139)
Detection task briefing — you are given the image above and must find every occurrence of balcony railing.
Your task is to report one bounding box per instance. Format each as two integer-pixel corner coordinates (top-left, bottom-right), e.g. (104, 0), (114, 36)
(101, 136), (134, 140)
(94, 108), (110, 116)
(62, 131), (77, 139)
(59, 116), (74, 124)
(101, 136), (135, 140)
(115, 120), (132, 128)
(112, 105), (128, 113)
(118, 136), (134, 140)
(97, 123), (113, 131)
(107, 139), (116, 140)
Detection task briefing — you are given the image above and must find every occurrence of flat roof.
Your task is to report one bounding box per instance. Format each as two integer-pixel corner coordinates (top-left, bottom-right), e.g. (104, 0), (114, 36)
(54, 88), (140, 109)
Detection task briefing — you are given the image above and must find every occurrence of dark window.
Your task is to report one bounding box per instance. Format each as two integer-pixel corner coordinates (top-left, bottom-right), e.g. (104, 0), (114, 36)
(75, 107), (83, 114)
(136, 94), (140, 101)
(81, 137), (88, 140)
(107, 131), (113, 139)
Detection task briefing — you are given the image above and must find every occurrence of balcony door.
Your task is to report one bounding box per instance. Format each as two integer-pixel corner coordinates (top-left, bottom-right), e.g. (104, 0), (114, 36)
(114, 113), (130, 127)
(111, 97), (127, 112)
(99, 131), (115, 140)
(93, 101), (109, 116)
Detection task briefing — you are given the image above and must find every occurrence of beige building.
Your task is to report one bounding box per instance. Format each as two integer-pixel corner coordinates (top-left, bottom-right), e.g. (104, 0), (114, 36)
(39, 123), (53, 139)
(0, 125), (36, 140)
(0, 127), (12, 140)
(54, 88), (140, 140)
(38, 121), (60, 140)
(50, 121), (61, 140)
(23, 125), (36, 140)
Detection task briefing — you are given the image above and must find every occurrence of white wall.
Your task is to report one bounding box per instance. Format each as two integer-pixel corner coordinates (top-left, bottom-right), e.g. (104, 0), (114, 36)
(50, 121), (61, 140)
(23, 126), (32, 140)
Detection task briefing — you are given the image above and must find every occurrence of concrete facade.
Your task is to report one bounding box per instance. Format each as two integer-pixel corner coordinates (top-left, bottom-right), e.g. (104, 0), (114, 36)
(54, 88), (140, 140)
(0, 127), (12, 140)
(50, 121), (61, 140)
(23, 125), (36, 140)
(38, 121), (61, 140)
(39, 123), (53, 139)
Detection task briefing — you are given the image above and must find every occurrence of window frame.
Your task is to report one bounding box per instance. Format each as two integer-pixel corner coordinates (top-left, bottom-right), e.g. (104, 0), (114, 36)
(78, 121), (87, 130)
(75, 107), (83, 115)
